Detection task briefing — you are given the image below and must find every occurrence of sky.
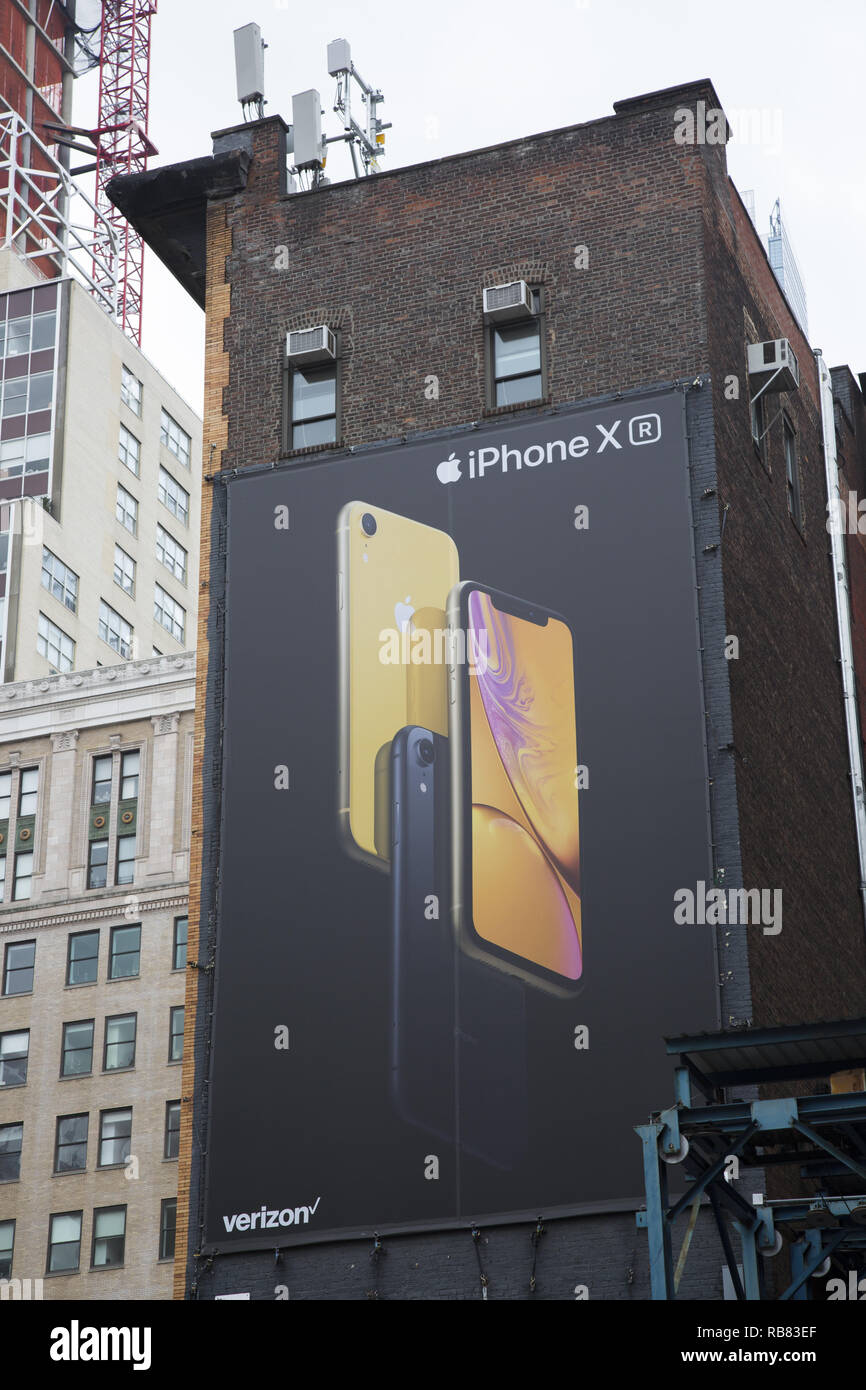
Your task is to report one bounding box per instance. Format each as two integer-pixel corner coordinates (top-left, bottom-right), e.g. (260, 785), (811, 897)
(73, 0), (865, 414)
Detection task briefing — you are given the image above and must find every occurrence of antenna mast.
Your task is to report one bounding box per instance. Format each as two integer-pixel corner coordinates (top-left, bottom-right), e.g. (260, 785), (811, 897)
(92, 0), (159, 345)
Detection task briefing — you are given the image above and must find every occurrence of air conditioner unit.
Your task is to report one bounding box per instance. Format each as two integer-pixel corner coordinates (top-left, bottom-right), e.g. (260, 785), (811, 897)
(747, 339), (800, 393)
(482, 280), (534, 322)
(286, 326), (336, 365)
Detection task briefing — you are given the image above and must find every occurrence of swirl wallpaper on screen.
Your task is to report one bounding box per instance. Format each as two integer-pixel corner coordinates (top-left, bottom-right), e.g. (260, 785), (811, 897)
(468, 589), (582, 980)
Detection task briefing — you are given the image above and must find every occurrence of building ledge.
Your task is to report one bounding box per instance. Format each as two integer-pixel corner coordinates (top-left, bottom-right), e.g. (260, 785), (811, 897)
(107, 150), (252, 310)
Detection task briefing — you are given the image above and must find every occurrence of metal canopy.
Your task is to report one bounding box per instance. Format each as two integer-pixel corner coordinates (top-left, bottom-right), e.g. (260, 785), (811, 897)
(665, 1016), (866, 1088)
(636, 1018), (866, 1300)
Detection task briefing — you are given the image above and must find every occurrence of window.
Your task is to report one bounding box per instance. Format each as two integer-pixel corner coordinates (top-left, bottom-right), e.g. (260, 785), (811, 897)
(169, 1006), (185, 1062)
(784, 418), (803, 528)
(290, 363), (337, 449)
(116, 482), (138, 536)
(160, 409), (191, 468)
(92, 755), (113, 804)
(37, 611), (75, 672)
(159, 1198), (177, 1261)
(156, 524), (187, 583)
(3, 940), (35, 995)
(92, 1205), (126, 1269)
(61, 1020), (94, 1077)
(103, 1014), (136, 1071)
(172, 916), (188, 971)
(113, 544), (136, 597)
(87, 840), (108, 890)
(0, 770), (10, 819)
(116, 835), (136, 886)
(67, 931), (99, 986)
(109, 924), (140, 980)
(13, 853), (33, 901)
(158, 466), (189, 525)
(0, 1121), (23, 1180)
(164, 1100), (181, 1159)
(54, 1114), (88, 1174)
(121, 750), (140, 800)
(4, 315), (30, 357)
(154, 583), (185, 644)
(121, 366), (142, 416)
(118, 424), (140, 476)
(0, 1029), (29, 1087)
(98, 599), (133, 658)
(0, 858), (5, 904)
(47, 1211), (81, 1273)
(98, 1108), (131, 1167)
(490, 316), (543, 406)
(0, 1219), (13, 1278)
(0, 432), (51, 479)
(41, 548), (78, 612)
(18, 767), (38, 816)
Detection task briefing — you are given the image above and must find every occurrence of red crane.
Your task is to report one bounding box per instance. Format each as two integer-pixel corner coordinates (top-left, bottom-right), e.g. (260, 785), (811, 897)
(92, 1), (158, 345)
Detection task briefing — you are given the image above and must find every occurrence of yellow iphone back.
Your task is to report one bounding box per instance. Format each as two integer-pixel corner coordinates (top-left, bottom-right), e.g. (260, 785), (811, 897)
(337, 502), (459, 869)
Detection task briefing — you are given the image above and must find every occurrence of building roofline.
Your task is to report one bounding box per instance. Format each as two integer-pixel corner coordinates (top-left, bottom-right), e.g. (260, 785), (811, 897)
(108, 79), (726, 307)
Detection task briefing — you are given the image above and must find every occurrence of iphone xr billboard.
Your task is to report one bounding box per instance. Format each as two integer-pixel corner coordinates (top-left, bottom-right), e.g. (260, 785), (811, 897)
(203, 386), (718, 1248)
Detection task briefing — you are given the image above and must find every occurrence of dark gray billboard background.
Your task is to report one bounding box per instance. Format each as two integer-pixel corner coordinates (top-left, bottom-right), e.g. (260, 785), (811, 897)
(203, 386), (718, 1249)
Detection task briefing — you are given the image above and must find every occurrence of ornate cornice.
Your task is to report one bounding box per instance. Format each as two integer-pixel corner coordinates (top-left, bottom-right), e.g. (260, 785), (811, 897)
(0, 891), (189, 933)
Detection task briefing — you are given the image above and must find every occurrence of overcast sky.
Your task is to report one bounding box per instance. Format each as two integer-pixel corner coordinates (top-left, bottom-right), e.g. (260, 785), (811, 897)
(74, 0), (865, 415)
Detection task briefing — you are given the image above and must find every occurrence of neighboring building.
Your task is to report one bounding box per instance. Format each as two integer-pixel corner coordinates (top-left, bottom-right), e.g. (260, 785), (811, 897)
(112, 78), (866, 1299)
(0, 652), (194, 1298)
(0, 0), (77, 276)
(0, 250), (202, 681)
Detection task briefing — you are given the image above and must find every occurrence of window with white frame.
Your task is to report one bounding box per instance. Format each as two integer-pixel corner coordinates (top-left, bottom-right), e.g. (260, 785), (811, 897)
(154, 584), (185, 644)
(37, 612), (74, 672)
(41, 548), (78, 612)
(113, 544), (135, 597)
(156, 524), (187, 583)
(158, 467), (189, 525)
(160, 409), (190, 468)
(121, 366), (142, 416)
(13, 853), (33, 901)
(116, 483), (138, 536)
(18, 768), (37, 816)
(98, 600), (133, 659)
(118, 424), (140, 476)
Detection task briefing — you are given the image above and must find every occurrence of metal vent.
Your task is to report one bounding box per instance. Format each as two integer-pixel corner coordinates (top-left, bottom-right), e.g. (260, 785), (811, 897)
(482, 280), (534, 321)
(286, 326), (336, 364)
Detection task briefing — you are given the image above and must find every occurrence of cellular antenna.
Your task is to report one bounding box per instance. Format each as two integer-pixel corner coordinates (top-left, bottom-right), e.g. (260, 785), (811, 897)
(326, 39), (391, 178)
(234, 23), (267, 122)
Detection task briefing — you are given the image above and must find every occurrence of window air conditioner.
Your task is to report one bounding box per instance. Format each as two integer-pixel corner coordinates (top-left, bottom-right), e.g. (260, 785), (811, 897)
(747, 339), (800, 393)
(482, 281), (534, 322)
(286, 326), (336, 364)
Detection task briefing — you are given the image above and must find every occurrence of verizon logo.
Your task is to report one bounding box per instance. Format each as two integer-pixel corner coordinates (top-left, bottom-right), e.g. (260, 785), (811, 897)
(223, 1198), (321, 1233)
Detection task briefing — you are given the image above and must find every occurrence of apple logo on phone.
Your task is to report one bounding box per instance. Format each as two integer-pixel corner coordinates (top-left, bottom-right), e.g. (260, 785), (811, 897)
(394, 596), (415, 631)
(436, 452), (461, 484)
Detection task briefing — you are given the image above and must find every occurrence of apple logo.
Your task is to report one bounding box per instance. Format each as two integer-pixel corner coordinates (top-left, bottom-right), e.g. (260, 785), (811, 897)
(394, 596), (415, 631)
(436, 451), (461, 484)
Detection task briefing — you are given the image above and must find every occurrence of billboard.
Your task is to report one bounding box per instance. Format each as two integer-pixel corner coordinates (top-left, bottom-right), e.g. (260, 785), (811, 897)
(203, 385), (718, 1249)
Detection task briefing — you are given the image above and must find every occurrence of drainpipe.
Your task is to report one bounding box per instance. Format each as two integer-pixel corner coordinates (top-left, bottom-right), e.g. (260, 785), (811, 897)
(815, 349), (866, 932)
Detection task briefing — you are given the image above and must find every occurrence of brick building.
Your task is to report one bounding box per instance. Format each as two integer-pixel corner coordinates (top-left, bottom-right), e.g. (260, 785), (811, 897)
(111, 78), (866, 1299)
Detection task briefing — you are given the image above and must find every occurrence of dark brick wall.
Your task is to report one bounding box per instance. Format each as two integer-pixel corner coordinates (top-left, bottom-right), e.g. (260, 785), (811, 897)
(702, 186), (866, 1027)
(192, 1209), (728, 1302)
(217, 89), (718, 472)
